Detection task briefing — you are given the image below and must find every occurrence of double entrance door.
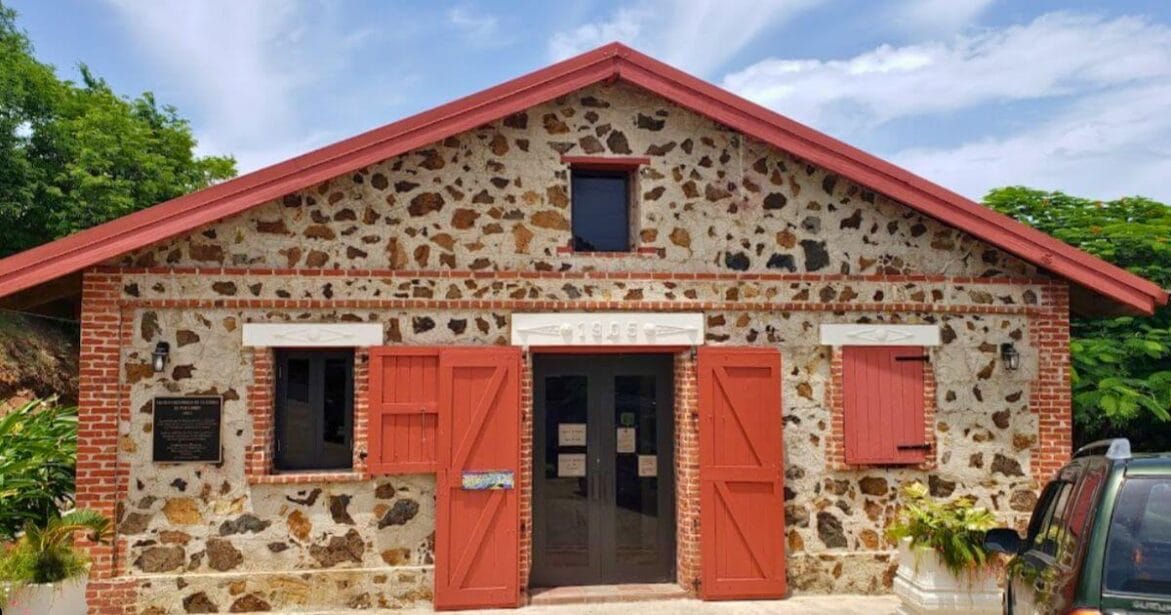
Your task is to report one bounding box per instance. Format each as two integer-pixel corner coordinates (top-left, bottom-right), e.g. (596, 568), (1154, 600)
(532, 354), (676, 586)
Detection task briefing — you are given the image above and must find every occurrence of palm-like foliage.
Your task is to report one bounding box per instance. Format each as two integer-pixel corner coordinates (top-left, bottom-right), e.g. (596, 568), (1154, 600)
(886, 482), (999, 578)
(0, 508), (110, 605)
(0, 399), (78, 540)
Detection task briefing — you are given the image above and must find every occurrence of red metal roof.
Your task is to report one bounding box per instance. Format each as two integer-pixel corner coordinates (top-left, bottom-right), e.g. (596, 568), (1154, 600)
(0, 43), (1165, 314)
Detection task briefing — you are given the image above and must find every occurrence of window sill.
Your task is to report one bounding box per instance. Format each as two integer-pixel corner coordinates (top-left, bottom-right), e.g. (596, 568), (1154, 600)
(555, 246), (661, 257)
(248, 471), (367, 485)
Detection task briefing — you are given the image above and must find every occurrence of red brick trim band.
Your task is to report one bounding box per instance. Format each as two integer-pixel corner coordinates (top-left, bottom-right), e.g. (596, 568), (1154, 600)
(674, 350), (701, 595)
(1031, 284), (1072, 480)
(77, 273), (125, 581)
(121, 298), (1043, 316)
(103, 265), (1055, 286)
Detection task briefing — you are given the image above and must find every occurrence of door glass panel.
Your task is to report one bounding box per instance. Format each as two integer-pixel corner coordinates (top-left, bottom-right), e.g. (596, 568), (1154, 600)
(544, 375), (590, 568)
(613, 374), (659, 566)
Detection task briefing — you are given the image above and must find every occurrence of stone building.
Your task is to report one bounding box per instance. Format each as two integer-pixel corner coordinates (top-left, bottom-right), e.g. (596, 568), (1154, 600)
(0, 44), (1164, 614)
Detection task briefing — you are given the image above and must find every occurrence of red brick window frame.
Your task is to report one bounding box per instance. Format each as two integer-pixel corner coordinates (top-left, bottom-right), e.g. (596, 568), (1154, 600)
(245, 347), (370, 484)
(557, 155), (659, 257)
(826, 345), (938, 471)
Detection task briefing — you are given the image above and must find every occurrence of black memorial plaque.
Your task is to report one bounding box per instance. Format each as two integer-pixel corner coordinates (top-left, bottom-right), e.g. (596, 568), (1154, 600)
(152, 397), (222, 463)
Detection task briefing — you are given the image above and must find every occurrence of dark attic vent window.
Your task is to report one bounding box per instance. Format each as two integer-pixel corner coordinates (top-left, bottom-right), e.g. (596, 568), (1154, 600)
(571, 169), (630, 252)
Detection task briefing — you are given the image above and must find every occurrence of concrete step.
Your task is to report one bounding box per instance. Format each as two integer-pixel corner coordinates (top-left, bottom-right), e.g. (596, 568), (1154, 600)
(529, 583), (689, 606)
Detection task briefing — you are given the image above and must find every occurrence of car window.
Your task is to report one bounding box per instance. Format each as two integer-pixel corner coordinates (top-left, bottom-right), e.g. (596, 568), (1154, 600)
(1031, 482), (1072, 557)
(1104, 477), (1171, 596)
(1068, 470), (1103, 539)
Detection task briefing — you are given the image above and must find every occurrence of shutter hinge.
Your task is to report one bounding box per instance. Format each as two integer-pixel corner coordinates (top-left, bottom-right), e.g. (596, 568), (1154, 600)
(895, 355), (930, 362)
(897, 443), (932, 451)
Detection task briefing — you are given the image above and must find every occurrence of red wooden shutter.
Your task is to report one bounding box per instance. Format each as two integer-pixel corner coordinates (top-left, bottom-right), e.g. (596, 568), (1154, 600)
(367, 348), (440, 474)
(698, 347), (786, 600)
(842, 346), (927, 464)
(434, 347), (521, 610)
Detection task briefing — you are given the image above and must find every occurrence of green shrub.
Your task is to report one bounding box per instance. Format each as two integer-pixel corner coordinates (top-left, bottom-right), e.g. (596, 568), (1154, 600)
(886, 481), (999, 577)
(0, 399), (78, 540)
(0, 509), (110, 605)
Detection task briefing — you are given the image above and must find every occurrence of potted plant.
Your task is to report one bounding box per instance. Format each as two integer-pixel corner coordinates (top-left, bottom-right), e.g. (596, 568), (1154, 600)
(0, 509), (111, 615)
(886, 481), (1001, 614)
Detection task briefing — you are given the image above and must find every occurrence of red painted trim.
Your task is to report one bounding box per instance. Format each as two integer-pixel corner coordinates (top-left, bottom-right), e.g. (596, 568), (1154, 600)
(0, 42), (1163, 314)
(528, 345), (689, 354)
(561, 155), (651, 170)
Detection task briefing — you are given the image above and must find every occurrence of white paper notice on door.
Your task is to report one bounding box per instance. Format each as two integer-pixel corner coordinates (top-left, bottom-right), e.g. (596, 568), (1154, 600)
(638, 455), (657, 477)
(558, 453), (586, 477)
(616, 427), (636, 454)
(558, 423), (586, 447)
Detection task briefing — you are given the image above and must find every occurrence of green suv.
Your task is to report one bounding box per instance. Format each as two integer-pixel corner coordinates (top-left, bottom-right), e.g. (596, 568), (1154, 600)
(984, 439), (1171, 614)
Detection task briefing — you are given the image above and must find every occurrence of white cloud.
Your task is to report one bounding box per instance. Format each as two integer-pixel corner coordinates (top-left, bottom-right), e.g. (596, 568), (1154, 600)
(721, 11), (1171, 201)
(104, 0), (377, 172)
(722, 12), (1171, 131)
(548, 0), (825, 76)
(447, 6), (502, 45)
(893, 83), (1171, 201)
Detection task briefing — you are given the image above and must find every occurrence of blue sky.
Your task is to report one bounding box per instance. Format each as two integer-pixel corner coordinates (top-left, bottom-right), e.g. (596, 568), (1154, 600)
(10, 0), (1171, 201)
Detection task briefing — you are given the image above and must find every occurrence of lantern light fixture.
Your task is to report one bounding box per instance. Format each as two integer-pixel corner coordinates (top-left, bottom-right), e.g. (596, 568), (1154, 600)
(152, 341), (170, 373)
(1000, 342), (1020, 371)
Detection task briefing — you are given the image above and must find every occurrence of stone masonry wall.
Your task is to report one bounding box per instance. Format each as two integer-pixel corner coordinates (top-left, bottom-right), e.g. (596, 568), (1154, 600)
(80, 81), (1072, 611)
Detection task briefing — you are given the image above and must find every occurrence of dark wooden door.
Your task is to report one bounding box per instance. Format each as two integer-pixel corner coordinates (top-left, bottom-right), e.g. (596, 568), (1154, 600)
(532, 354), (675, 587)
(697, 347), (785, 600)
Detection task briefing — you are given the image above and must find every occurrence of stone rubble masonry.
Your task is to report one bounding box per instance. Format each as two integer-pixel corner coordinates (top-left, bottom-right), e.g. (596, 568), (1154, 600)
(69, 82), (1081, 611)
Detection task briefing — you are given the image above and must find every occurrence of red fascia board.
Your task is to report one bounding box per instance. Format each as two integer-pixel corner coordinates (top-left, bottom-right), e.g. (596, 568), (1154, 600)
(0, 42), (1165, 315)
(561, 155), (651, 171)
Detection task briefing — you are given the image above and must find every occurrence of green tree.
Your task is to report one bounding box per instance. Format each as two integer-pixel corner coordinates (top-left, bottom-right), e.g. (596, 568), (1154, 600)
(0, 4), (235, 256)
(985, 187), (1171, 449)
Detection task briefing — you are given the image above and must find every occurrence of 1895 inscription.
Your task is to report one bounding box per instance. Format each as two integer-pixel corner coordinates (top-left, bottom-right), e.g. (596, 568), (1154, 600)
(153, 397), (222, 463)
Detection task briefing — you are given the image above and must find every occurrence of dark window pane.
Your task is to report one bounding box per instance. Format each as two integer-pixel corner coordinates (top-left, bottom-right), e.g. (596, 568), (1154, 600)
(286, 358), (310, 403)
(323, 359), (349, 445)
(1105, 478), (1171, 596)
(275, 351), (353, 471)
(572, 171), (629, 252)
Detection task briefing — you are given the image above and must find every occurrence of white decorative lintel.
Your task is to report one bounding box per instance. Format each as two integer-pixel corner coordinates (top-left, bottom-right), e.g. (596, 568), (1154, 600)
(511, 312), (704, 347)
(242, 323), (383, 347)
(819, 324), (940, 347)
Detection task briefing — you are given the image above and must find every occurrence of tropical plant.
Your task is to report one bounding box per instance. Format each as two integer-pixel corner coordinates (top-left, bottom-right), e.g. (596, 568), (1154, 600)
(984, 187), (1171, 450)
(0, 509), (110, 606)
(0, 399), (78, 541)
(886, 481), (999, 577)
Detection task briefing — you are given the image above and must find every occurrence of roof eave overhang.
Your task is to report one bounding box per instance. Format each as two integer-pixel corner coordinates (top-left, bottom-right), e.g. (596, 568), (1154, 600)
(0, 43), (1165, 317)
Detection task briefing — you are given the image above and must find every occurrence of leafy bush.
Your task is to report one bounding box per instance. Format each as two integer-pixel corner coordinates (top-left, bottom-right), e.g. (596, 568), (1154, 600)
(886, 481), (999, 577)
(0, 509), (110, 605)
(985, 188), (1171, 450)
(0, 400), (78, 540)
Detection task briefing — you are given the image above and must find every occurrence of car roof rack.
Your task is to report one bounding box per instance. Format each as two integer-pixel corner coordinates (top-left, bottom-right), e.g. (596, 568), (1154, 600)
(1073, 438), (1132, 461)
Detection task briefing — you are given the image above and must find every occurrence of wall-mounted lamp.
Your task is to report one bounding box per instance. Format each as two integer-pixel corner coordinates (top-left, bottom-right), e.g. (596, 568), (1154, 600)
(152, 341), (171, 373)
(1000, 343), (1020, 371)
